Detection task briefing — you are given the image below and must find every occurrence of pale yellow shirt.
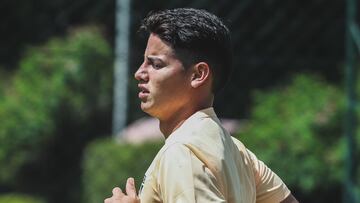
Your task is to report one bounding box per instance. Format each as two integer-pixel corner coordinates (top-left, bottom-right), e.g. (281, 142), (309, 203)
(139, 108), (290, 203)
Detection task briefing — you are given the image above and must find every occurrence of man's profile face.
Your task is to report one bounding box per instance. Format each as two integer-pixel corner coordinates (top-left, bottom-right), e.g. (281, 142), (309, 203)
(134, 34), (193, 120)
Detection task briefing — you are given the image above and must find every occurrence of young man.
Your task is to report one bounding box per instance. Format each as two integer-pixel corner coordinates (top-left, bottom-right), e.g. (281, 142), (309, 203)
(105, 8), (298, 203)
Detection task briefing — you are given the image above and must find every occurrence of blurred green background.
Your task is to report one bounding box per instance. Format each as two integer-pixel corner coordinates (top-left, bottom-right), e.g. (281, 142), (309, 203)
(0, 0), (359, 202)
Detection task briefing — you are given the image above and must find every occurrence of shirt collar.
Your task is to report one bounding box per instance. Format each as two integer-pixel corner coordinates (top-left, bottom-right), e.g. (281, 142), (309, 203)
(165, 107), (219, 144)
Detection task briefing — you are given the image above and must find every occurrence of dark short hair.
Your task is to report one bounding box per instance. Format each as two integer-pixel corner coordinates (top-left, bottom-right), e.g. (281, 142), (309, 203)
(139, 8), (233, 94)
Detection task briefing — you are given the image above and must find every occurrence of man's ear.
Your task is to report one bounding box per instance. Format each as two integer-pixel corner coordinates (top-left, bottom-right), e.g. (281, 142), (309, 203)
(191, 62), (211, 88)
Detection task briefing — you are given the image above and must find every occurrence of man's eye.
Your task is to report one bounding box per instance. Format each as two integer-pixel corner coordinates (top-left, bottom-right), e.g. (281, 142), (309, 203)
(153, 63), (163, 69)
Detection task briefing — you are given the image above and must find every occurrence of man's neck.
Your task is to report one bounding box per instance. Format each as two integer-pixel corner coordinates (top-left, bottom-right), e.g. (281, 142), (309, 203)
(158, 94), (214, 138)
(158, 106), (194, 138)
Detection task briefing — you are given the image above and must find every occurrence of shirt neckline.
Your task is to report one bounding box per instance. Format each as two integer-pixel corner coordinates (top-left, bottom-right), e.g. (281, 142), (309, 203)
(165, 107), (218, 144)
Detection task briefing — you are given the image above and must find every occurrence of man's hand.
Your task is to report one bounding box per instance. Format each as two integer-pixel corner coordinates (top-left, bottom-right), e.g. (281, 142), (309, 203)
(104, 178), (140, 203)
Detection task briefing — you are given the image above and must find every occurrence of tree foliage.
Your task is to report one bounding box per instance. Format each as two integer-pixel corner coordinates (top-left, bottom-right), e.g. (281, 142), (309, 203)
(0, 194), (44, 203)
(0, 26), (113, 192)
(236, 74), (345, 199)
(82, 139), (163, 203)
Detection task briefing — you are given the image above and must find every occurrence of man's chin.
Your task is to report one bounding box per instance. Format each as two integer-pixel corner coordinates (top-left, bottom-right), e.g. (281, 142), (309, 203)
(140, 103), (151, 113)
(141, 103), (159, 118)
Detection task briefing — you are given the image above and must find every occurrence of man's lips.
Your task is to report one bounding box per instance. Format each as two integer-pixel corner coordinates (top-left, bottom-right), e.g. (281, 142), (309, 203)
(138, 84), (150, 99)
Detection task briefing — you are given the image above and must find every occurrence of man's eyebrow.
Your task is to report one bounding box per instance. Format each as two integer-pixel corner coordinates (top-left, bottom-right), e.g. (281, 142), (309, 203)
(147, 56), (164, 63)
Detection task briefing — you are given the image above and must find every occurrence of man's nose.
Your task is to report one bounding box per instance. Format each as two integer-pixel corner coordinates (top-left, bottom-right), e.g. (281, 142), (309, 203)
(134, 63), (148, 81)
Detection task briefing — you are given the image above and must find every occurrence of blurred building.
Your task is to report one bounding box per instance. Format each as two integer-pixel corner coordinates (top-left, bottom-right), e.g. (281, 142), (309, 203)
(119, 117), (244, 144)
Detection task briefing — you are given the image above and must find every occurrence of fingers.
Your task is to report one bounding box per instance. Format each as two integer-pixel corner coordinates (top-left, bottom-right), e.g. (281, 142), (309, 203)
(104, 197), (113, 203)
(112, 187), (124, 197)
(104, 187), (124, 203)
(104, 179), (139, 203)
(126, 177), (137, 198)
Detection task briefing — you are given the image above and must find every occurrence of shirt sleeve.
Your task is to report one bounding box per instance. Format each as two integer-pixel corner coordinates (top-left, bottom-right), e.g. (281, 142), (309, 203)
(157, 143), (225, 203)
(246, 149), (291, 203)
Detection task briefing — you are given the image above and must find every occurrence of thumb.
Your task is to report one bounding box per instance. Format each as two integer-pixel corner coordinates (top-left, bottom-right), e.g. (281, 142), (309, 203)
(126, 177), (137, 198)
